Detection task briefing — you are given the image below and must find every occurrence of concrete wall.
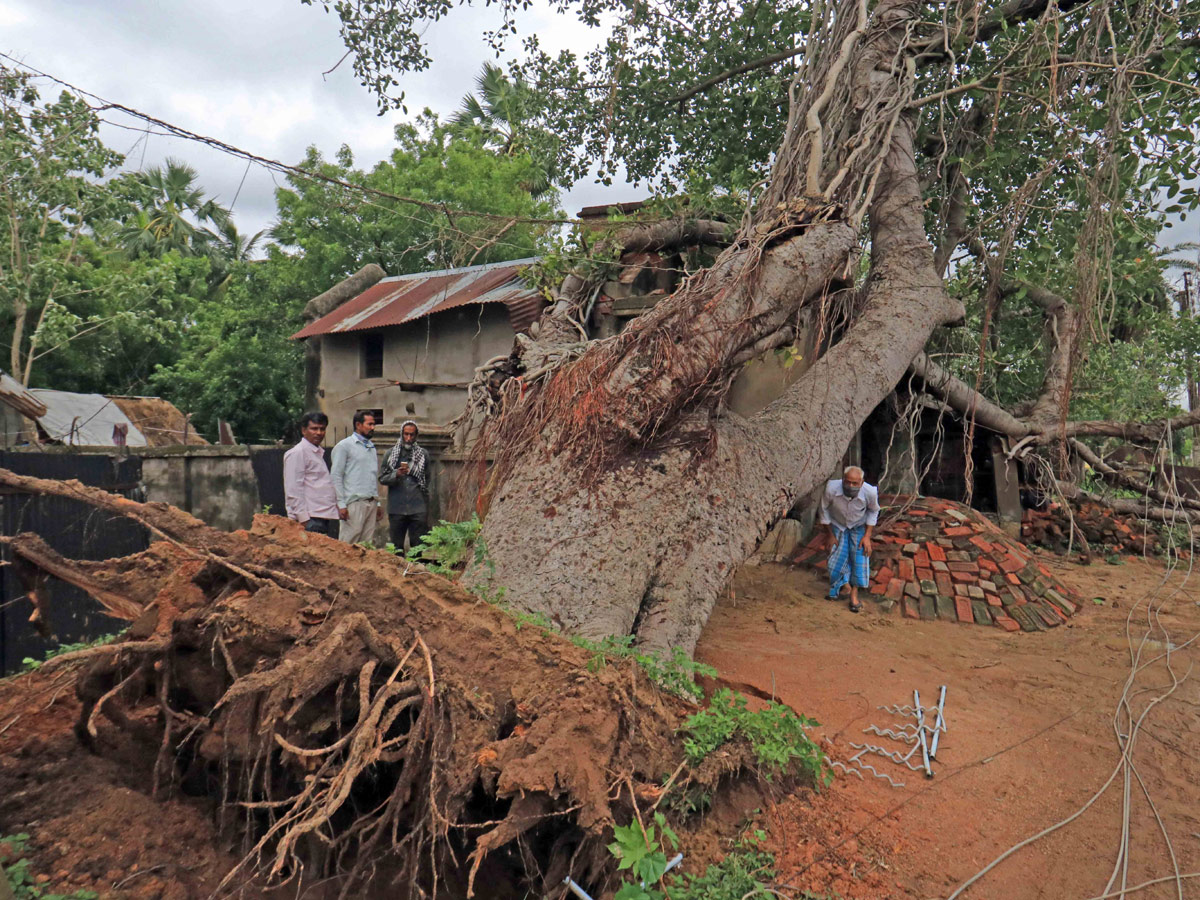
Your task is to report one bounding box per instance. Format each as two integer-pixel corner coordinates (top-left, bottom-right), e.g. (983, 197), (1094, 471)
(139, 447), (262, 531)
(317, 305), (516, 430)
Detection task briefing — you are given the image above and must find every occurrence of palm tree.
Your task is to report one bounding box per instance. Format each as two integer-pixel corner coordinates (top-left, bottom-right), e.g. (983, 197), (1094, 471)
(451, 63), (559, 197)
(214, 220), (265, 263)
(117, 159), (231, 258)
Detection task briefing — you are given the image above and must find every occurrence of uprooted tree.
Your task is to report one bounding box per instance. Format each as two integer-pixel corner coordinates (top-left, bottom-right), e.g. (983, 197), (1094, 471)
(319, 0), (1200, 652)
(4, 469), (798, 897)
(5, 0), (1200, 894)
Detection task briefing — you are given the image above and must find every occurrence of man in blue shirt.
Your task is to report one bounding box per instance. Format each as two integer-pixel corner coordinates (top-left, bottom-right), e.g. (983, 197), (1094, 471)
(330, 411), (382, 544)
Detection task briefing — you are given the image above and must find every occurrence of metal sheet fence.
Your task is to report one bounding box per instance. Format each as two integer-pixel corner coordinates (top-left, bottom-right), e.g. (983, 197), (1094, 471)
(0, 453), (148, 674)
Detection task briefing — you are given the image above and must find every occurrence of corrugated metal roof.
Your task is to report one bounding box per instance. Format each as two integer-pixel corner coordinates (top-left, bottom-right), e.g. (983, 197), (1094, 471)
(291, 257), (546, 339)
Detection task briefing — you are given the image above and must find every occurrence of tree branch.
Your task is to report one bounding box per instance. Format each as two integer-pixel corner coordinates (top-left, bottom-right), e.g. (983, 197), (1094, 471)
(909, 352), (1033, 437)
(1069, 438), (1200, 513)
(915, 0), (1097, 63)
(1056, 482), (1199, 527)
(668, 48), (804, 104)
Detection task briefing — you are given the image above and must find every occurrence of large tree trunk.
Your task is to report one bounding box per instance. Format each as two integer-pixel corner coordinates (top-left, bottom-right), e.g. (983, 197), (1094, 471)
(475, 0), (965, 653)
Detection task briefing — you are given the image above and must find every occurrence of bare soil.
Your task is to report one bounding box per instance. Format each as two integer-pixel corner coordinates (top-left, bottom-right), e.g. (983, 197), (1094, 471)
(0, 667), (236, 899)
(698, 552), (1200, 899)
(3, 495), (1197, 900)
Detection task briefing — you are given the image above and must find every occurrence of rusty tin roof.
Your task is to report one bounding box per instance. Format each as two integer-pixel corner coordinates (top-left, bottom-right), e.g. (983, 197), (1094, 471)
(291, 257), (545, 339)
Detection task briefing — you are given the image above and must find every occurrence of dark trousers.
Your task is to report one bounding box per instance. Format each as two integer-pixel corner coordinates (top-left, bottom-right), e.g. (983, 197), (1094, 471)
(303, 517), (339, 536)
(389, 514), (427, 551)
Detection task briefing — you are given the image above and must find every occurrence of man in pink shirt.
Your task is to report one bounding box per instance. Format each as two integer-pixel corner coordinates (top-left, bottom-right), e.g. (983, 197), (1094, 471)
(283, 412), (340, 536)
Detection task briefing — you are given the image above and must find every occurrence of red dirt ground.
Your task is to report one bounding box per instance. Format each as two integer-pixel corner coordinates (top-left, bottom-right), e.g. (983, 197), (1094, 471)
(698, 551), (1200, 899)
(2, 548), (1197, 899)
(0, 667), (238, 900)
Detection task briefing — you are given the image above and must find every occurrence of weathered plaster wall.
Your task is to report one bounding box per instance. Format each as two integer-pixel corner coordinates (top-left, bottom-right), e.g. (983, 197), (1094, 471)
(140, 447), (261, 531)
(726, 313), (818, 418)
(317, 305), (515, 431)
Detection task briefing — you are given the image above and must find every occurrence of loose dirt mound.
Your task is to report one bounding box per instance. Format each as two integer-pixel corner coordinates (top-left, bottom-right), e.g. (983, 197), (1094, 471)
(0, 667), (235, 900)
(0, 469), (769, 899)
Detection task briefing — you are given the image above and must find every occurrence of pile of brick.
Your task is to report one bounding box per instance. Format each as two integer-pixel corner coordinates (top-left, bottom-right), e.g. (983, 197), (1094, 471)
(792, 495), (1082, 632)
(1022, 502), (1176, 557)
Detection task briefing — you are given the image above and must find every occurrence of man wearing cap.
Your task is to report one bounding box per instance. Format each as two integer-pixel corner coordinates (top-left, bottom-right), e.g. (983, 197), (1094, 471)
(820, 465), (880, 613)
(380, 419), (429, 551)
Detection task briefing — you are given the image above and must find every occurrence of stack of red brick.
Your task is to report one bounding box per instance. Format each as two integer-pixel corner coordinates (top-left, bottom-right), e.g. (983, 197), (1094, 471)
(792, 495), (1081, 632)
(1022, 502), (1181, 557)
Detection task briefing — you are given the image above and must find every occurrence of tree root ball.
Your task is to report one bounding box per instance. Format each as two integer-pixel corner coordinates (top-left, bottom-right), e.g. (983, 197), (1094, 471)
(0, 470), (775, 898)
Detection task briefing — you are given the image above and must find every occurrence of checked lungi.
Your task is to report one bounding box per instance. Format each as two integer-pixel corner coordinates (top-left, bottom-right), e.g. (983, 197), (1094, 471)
(828, 523), (870, 598)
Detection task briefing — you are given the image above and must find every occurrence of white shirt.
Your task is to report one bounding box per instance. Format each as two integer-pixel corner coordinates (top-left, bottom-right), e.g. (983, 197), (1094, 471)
(283, 439), (339, 523)
(819, 479), (880, 530)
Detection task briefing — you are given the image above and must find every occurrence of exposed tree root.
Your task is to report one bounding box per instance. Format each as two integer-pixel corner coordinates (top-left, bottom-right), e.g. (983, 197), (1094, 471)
(0, 468), (773, 898)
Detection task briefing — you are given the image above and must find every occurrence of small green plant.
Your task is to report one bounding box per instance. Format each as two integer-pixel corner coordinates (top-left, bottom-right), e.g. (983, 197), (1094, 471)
(2, 834), (98, 900)
(681, 689), (829, 784)
(21, 634), (118, 673)
(567, 634), (717, 702)
(510, 609), (554, 632)
(665, 841), (774, 899)
(406, 516), (485, 575)
(608, 825), (821, 900)
(609, 813), (679, 900)
(399, 516), (510, 603)
(259, 503), (273, 515)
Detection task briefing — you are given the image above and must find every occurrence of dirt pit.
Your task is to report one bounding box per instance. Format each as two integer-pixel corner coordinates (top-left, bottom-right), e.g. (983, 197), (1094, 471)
(2, 547), (1198, 899)
(0, 668), (236, 899)
(699, 552), (1200, 899)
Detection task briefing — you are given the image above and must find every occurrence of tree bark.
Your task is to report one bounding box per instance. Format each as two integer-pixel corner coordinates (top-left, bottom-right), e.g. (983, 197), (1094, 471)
(475, 2), (966, 653)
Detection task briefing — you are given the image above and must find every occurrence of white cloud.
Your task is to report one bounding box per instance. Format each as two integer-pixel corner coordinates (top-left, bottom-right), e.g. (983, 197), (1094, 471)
(5, 0), (632, 246)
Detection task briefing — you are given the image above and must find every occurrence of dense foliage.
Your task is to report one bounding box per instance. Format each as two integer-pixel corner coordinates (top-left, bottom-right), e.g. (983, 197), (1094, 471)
(0, 66), (557, 441)
(307, 0), (1200, 443)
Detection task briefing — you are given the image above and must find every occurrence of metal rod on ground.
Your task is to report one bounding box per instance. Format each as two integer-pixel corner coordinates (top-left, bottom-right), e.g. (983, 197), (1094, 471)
(641, 853), (685, 888)
(915, 689), (933, 777)
(563, 877), (595, 900)
(929, 685), (947, 759)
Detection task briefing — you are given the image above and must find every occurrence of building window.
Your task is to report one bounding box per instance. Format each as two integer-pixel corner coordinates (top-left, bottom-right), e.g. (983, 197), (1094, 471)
(361, 333), (383, 379)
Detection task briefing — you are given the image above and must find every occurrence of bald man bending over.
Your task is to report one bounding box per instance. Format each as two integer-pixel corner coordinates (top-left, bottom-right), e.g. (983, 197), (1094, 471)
(819, 466), (880, 613)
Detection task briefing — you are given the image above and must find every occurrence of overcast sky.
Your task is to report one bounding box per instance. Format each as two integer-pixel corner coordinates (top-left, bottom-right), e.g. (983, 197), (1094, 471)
(2, 0), (1195, 282)
(1, 0), (628, 244)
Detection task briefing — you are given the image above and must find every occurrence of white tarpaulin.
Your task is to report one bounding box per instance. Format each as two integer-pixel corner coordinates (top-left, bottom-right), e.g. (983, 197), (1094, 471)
(28, 388), (147, 447)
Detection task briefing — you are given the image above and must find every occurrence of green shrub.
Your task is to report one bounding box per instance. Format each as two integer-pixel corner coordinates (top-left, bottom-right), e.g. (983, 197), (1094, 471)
(405, 515), (485, 575)
(608, 824), (836, 900)
(680, 689), (829, 783)
(21, 634), (118, 673)
(568, 634), (717, 702)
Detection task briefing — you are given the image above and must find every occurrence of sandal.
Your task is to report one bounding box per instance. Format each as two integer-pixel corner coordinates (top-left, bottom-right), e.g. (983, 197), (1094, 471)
(848, 599), (863, 614)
